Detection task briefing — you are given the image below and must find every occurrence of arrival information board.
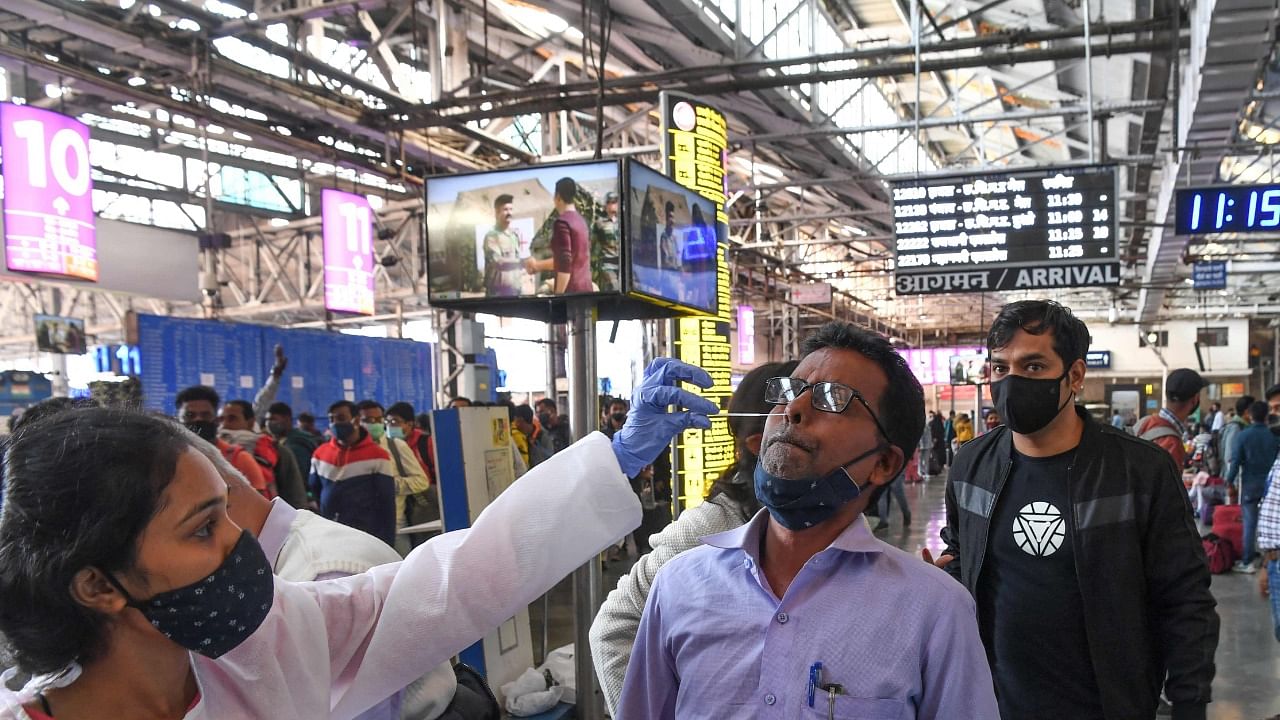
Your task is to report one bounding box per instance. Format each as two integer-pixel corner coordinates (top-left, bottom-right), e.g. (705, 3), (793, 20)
(892, 165), (1119, 295)
(662, 92), (733, 511)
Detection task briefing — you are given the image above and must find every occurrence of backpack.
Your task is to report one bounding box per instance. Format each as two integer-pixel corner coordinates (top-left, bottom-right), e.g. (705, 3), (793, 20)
(1200, 533), (1236, 574)
(223, 437), (278, 499)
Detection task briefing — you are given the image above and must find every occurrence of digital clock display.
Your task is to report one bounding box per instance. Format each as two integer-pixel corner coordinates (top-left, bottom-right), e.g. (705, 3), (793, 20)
(1175, 184), (1280, 235)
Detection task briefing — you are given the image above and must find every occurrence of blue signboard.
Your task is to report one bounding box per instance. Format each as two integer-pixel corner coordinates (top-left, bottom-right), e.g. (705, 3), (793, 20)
(135, 314), (433, 422)
(1192, 261), (1227, 290)
(1085, 350), (1112, 369)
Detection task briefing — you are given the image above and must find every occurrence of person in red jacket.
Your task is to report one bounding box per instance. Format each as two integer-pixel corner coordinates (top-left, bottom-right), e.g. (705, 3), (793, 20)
(176, 385), (268, 497)
(1134, 368), (1206, 469)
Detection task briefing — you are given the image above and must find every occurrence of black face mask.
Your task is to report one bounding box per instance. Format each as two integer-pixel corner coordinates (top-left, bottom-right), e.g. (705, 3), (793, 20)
(538, 413), (553, 428)
(331, 421), (357, 443)
(185, 420), (219, 445)
(610, 412), (628, 424)
(106, 530), (274, 659)
(991, 371), (1073, 436)
(266, 421), (290, 438)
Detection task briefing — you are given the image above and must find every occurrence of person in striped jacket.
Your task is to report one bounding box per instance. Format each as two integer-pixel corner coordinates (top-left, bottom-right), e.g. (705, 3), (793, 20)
(309, 399), (397, 546)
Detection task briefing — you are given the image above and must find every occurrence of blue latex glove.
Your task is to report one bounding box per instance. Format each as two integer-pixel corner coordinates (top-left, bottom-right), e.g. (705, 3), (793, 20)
(612, 358), (720, 478)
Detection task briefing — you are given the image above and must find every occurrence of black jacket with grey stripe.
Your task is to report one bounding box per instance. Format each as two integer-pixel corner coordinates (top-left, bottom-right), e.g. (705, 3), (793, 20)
(941, 407), (1218, 720)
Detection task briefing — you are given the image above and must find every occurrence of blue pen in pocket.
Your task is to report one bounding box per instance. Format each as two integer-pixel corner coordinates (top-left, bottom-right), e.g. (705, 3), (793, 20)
(808, 661), (823, 708)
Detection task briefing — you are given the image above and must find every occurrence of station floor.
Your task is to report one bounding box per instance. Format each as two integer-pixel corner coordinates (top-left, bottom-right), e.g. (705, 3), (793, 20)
(532, 474), (1280, 719)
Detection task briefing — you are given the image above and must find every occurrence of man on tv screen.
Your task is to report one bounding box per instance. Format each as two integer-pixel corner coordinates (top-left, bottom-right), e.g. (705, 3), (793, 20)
(592, 191), (621, 292)
(483, 193), (525, 297)
(524, 177), (591, 294)
(660, 201), (681, 271)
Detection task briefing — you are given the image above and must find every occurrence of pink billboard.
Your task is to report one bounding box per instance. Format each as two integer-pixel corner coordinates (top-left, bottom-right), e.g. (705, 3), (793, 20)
(1, 104), (97, 281)
(321, 188), (375, 315)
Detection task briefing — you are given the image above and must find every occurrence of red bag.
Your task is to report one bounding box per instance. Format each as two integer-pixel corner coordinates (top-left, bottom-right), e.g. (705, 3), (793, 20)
(1201, 533), (1236, 574)
(1215, 521), (1244, 559)
(1215, 504), (1243, 525)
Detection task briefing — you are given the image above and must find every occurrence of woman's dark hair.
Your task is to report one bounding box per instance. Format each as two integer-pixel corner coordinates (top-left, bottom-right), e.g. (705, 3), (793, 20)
(987, 300), (1091, 369)
(0, 408), (195, 674)
(800, 322), (925, 470)
(706, 360), (800, 516)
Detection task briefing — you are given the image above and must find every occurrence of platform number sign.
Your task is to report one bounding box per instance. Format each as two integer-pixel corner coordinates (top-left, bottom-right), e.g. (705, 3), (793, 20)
(1, 104), (98, 281)
(321, 188), (375, 315)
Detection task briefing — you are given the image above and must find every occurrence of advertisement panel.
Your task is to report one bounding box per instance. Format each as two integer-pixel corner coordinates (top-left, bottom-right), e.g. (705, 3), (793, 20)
(1, 104), (97, 281)
(321, 188), (376, 315)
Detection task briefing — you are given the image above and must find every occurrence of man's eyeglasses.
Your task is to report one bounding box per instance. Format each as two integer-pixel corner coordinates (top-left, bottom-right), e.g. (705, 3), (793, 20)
(764, 377), (891, 442)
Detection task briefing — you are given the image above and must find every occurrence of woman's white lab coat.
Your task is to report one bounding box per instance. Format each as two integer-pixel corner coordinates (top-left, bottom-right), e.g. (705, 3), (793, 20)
(0, 432), (639, 720)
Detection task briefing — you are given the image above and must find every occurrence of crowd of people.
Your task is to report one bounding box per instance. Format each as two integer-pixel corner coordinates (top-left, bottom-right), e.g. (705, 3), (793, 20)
(1, 298), (1277, 720)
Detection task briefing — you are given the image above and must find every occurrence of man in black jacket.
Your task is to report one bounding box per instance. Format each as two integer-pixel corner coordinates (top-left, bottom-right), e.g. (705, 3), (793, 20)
(929, 300), (1218, 720)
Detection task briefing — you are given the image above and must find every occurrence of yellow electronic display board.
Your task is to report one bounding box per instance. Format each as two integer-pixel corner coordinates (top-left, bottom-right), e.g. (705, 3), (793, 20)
(661, 92), (733, 510)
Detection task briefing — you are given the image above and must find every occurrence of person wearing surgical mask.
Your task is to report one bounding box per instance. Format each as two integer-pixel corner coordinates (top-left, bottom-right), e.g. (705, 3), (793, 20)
(356, 399), (431, 553)
(617, 322), (997, 719)
(0, 357), (715, 720)
(307, 399), (398, 546)
(931, 300), (1218, 720)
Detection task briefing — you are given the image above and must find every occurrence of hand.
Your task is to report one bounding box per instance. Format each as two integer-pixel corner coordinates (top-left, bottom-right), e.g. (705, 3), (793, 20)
(271, 344), (288, 378)
(523, 257), (537, 273)
(922, 547), (954, 570)
(611, 358), (719, 478)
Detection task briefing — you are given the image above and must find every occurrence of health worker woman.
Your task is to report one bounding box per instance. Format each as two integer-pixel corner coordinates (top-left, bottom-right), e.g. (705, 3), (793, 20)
(0, 359), (716, 720)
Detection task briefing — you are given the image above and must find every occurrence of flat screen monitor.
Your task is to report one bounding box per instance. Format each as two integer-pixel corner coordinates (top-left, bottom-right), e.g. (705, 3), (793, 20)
(948, 354), (987, 386)
(426, 160), (621, 303)
(626, 161), (719, 315)
(33, 314), (87, 355)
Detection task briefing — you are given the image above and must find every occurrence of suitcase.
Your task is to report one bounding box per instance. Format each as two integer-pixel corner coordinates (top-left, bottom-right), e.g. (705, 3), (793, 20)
(1213, 504), (1243, 526)
(1215, 521), (1245, 560)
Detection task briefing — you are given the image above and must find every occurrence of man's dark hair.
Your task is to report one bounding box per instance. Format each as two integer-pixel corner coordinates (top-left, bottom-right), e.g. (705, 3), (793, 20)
(0, 408), (195, 674)
(512, 404), (534, 424)
(1235, 395), (1255, 415)
(554, 177), (576, 204)
(297, 412), (316, 424)
(174, 385), (220, 410)
(450, 396), (472, 406)
(328, 400), (357, 416)
(535, 398), (557, 412)
(267, 402), (293, 418)
(356, 399), (384, 413)
(607, 398), (629, 412)
(226, 399), (254, 422)
(1249, 400), (1270, 423)
(664, 201), (675, 215)
(1266, 384), (1280, 401)
(987, 300), (1091, 368)
(387, 402), (416, 423)
(800, 322), (925, 473)
(11, 397), (98, 434)
(494, 193), (514, 208)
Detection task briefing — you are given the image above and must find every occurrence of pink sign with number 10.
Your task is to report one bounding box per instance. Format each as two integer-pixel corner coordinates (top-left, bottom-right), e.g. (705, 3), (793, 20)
(321, 188), (375, 315)
(1, 104), (97, 281)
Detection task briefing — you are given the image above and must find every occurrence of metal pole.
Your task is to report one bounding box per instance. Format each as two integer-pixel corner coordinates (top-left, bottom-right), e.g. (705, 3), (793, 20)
(913, 0), (923, 174)
(567, 299), (604, 720)
(1083, 0), (1095, 162)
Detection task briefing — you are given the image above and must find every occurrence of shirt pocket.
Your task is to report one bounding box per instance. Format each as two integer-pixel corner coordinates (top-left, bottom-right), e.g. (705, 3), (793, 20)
(804, 696), (907, 720)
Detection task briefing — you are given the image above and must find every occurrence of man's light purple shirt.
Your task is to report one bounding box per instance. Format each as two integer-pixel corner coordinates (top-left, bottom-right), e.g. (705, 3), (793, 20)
(615, 510), (999, 719)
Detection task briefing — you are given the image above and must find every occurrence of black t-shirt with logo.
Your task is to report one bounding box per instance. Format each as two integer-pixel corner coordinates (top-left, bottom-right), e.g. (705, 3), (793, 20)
(977, 448), (1104, 720)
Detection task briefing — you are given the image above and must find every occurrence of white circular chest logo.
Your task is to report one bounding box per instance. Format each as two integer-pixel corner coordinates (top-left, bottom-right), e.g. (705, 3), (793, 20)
(1013, 501), (1065, 556)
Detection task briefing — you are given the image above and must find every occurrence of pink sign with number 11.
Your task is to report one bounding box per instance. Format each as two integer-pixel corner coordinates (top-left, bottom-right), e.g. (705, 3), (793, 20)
(1, 104), (98, 281)
(321, 188), (375, 315)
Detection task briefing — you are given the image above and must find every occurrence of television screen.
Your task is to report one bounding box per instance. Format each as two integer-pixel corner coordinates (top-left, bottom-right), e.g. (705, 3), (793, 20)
(627, 161), (719, 315)
(948, 354), (987, 386)
(34, 314), (87, 355)
(426, 160), (621, 302)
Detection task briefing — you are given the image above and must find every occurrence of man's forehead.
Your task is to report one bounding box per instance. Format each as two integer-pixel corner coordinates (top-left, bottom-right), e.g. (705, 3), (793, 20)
(794, 348), (888, 395)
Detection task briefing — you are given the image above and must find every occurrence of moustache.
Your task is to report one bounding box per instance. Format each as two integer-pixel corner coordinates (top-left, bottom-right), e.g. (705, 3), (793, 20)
(764, 426), (815, 453)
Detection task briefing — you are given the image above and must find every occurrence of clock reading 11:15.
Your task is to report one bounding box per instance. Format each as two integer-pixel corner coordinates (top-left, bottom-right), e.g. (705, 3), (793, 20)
(1175, 184), (1280, 235)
